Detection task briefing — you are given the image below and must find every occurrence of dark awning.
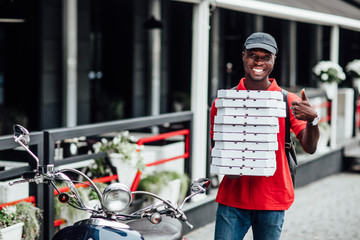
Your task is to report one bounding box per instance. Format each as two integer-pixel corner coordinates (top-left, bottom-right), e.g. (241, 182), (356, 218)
(216, 0), (360, 31)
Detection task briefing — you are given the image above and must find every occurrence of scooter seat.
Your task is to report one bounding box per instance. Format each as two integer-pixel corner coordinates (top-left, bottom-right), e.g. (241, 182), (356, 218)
(127, 216), (183, 240)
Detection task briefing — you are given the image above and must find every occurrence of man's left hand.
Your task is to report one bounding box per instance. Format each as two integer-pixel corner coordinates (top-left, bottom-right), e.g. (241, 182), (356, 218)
(290, 89), (318, 122)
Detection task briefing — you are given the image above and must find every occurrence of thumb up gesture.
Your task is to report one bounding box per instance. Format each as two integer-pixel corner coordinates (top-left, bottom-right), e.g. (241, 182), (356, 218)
(290, 89), (318, 122)
(301, 88), (308, 101)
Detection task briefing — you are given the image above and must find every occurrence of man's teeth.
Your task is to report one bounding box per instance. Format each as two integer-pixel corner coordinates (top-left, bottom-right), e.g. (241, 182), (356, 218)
(253, 68), (263, 73)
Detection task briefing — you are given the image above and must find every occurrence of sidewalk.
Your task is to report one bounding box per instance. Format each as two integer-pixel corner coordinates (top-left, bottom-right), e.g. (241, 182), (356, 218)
(184, 172), (360, 240)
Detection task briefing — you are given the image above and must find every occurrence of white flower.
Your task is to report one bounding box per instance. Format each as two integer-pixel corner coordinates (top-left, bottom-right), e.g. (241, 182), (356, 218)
(321, 73), (329, 81)
(92, 142), (101, 153)
(345, 59), (360, 78)
(3, 205), (17, 215)
(312, 60), (346, 84)
(112, 136), (120, 145)
(338, 71), (346, 80)
(92, 131), (145, 171)
(136, 144), (144, 151)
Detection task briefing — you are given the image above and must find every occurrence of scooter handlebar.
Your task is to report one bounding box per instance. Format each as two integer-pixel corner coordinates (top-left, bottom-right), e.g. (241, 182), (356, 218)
(8, 178), (32, 186)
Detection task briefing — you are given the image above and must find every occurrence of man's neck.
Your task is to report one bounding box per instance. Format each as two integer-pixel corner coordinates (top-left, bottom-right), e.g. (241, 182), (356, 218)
(244, 78), (271, 90)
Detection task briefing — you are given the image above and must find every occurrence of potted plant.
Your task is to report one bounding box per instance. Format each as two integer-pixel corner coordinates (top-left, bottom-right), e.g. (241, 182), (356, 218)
(0, 205), (23, 240)
(345, 59), (360, 92)
(92, 131), (145, 188)
(0, 201), (42, 240)
(312, 60), (346, 99)
(137, 170), (189, 204)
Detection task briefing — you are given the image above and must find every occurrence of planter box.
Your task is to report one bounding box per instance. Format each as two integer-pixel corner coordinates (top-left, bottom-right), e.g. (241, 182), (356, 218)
(156, 179), (181, 203)
(0, 161), (29, 203)
(141, 141), (185, 175)
(337, 88), (354, 142)
(109, 152), (156, 188)
(0, 179), (29, 203)
(0, 222), (24, 240)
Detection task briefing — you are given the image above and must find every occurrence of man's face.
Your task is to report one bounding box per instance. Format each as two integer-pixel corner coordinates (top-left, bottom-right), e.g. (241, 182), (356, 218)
(242, 48), (276, 82)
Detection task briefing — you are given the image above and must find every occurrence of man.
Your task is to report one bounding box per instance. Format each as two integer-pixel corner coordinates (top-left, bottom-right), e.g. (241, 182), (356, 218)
(210, 32), (320, 240)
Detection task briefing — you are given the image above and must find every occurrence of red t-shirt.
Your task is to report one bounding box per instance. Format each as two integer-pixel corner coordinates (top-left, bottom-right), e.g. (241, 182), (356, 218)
(210, 78), (306, 210)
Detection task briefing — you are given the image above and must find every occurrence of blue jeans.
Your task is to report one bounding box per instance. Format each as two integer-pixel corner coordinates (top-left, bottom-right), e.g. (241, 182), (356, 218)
(214, 204), (285, 240)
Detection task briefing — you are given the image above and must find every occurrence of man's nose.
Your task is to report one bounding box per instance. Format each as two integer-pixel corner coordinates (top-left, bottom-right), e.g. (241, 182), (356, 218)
(254, 57), (264, 64)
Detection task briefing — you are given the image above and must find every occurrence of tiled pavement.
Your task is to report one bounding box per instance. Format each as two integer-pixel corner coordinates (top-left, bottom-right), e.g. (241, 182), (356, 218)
(184, 172), (360, 240)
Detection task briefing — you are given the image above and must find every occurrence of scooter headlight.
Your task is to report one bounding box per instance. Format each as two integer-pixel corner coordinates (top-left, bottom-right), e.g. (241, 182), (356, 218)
(103, 183), (132, 213)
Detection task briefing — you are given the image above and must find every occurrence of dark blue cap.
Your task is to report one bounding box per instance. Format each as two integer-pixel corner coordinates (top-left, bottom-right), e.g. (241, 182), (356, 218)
(244, 32), (278, 54)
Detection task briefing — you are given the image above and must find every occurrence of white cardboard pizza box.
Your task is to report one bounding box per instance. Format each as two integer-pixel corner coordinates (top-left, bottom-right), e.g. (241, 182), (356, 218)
(212, 157), (276, 168)
(214, 116), (279, 126)
(213, 133), (279, 143)
(213, 140), (278, 151)
(213, 124), (279, 134)
(217, 89), (283, 100)
(215, 99), (286, 109)
(216, 107), (286, 118)
(211, 149), (276, 159)
(210, 165), (276, 176)
(214, 133), (277, 142)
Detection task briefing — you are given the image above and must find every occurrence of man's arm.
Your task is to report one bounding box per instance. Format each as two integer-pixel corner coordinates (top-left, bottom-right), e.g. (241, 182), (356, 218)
(296, 123), (319, 154)
(291, 89), (320, 154)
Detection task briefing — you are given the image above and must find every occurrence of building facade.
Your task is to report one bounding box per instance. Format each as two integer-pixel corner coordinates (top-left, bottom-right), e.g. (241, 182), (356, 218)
(1, 0), (360, 179)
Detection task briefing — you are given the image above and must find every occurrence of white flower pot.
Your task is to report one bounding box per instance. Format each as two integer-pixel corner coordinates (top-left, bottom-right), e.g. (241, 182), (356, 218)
(0, 222), (24, 240)
(141, 141), (185, 175)
(157, 179), (181, 203)
(320, 81), (338, 100)
(109, 153), (138, 188)
(316, 123), (331, 153)
(352, 78), (360, 93)
(143, 178), (182, 206)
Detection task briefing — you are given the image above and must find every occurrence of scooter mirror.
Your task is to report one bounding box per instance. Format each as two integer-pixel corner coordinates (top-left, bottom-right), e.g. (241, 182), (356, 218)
(191, 178), (211, 194)
(13, 124), (30, 145)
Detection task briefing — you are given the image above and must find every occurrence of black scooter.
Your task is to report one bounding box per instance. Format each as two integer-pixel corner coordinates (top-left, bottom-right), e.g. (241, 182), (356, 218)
(9, 124), (211, 240)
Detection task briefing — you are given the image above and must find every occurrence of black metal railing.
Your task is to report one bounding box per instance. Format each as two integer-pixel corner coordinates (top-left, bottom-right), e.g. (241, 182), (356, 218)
(0, 111), (193, 240)
(0, 131), (45, 239)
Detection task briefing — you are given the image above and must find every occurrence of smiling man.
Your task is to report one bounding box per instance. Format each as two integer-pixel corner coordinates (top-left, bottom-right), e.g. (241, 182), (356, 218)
(210, 32), (320, 240)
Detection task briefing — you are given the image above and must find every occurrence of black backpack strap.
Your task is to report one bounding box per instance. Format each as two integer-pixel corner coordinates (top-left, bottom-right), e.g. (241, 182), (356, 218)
(281, 89), (291, 150)
(282, 88), (297, 187)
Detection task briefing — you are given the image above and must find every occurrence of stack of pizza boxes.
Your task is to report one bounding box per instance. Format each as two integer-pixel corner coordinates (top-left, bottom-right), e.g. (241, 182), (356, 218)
(210, 89), (286, 177)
